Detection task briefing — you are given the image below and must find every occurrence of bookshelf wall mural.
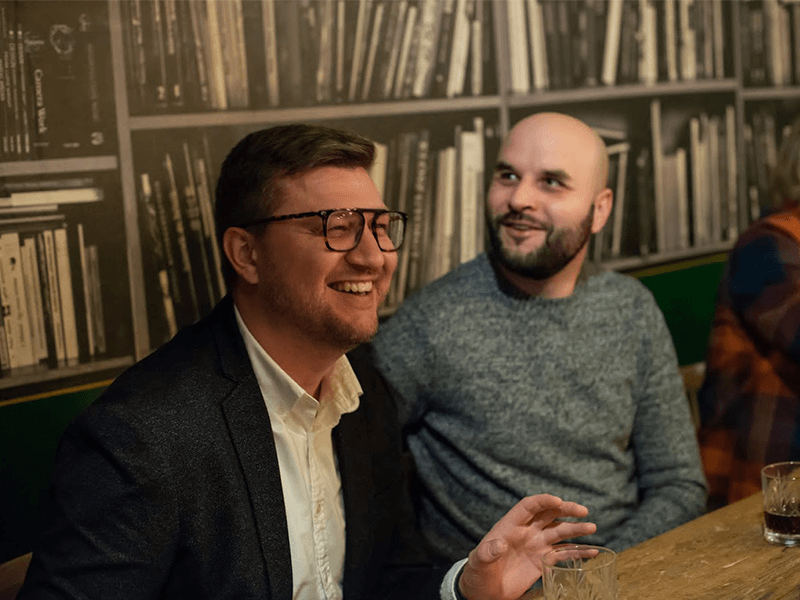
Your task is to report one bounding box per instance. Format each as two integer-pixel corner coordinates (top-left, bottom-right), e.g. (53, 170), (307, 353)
(1, 0), (799, 400)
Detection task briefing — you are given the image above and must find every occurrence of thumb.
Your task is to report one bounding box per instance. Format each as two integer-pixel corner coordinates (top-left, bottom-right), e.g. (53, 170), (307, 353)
(476, 538), (508, 564)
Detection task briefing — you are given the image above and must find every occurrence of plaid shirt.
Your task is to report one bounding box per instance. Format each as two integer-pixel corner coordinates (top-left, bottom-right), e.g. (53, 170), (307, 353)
(698, 207), (800, 505)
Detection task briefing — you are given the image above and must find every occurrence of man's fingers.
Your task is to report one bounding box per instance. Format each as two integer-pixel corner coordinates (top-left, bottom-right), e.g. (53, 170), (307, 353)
(556, 500), (590, 518)
(546, 520), (597, 543)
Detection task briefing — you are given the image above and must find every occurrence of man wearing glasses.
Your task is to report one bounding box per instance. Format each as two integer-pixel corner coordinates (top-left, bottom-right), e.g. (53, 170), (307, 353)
(19, 124), (594, 600)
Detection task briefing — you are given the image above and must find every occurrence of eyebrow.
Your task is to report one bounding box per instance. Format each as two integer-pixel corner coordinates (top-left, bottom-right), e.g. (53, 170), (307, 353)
(494, 161), (573, 184)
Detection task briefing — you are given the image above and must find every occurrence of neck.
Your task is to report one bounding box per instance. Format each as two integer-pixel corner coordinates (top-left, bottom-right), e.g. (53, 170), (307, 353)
(497, 247), (587, 299)
(233, 290), (342, 399)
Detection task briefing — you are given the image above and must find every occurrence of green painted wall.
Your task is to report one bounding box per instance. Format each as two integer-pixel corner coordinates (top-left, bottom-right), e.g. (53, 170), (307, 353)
(633, 254), (727, 366)
(1, 387), (104, 562)
(0, 257), (728, 562)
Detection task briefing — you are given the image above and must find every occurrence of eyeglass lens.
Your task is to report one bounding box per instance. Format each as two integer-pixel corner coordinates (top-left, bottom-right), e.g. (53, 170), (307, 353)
(326, 210), (405, 252)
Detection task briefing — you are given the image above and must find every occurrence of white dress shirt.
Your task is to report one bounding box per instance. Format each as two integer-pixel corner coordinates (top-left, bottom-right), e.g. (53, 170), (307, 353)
(235, 307), (464, 600)
(236, 307), (359, 600)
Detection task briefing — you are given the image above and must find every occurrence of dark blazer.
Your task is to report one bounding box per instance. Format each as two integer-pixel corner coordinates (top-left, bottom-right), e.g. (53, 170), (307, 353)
(19, 297), (446, 600)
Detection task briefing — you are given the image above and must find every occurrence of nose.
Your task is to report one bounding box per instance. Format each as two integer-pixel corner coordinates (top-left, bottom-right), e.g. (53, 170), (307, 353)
(507, 178), (540, 213)
(346, 224), (386, 270)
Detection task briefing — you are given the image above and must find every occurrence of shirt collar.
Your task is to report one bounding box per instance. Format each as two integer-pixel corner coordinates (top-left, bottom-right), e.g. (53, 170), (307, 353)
(234, 304), (361, 427)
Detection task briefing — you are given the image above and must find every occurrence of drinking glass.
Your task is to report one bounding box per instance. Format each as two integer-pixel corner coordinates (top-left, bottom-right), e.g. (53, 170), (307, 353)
(762, 461), (800, 546)
(542, 544), (618, 600)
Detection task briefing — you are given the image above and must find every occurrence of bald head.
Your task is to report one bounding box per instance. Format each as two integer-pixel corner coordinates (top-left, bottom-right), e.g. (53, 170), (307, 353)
(486, 111), (615, 297)
(503, 113), (609, 195)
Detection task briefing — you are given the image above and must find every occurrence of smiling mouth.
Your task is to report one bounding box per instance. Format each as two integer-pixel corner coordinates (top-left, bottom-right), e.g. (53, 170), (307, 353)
(331, 281), (374, 294)
(499, 214), (549, 232)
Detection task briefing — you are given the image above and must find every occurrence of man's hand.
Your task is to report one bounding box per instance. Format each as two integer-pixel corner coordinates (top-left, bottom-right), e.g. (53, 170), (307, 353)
(458, 494), (597, 600)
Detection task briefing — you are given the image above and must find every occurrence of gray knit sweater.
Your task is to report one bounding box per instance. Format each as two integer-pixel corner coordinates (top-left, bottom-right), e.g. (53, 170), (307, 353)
(370, 253), (707, 559)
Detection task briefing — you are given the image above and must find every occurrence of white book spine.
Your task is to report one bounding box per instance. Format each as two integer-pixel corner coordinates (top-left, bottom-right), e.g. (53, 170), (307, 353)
(412, 0), (442, 98)
(262, 0), (280, 106)
(204, 0), (228, 109)
(601, 0), (624, 86)
(0, 232), (34, 367)
(508, 0), (530, 94)
(54, 227), (79, 362)
(42, 230), (66, 363)
(665, 0), (678, 82)
(447, 0), (471, 97)
(679, 0), (697, 81)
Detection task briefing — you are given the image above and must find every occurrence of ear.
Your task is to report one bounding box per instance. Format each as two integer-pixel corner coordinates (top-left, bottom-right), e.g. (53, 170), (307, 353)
(591, 188), (613, 234)
(223, 227), (260, 285)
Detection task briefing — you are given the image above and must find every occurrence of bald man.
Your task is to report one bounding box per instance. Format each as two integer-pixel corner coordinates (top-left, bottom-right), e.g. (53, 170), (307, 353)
(368, 113), (707, 560)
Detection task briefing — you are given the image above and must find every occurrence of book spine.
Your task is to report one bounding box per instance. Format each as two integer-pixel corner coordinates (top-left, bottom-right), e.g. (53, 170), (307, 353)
(15, 15), (30, 155)
(163, 152), (200, 321)
(151, 176), (183, 311)
(53, 227), (78, 362)
(188, 0), (212, 108)
(0, 232), (34, 367)
(21, 237), (47, 362)
(601, 0), (624, 86)
(77, 223), (95, 357)
(163, 0), (184, 107)
(182, 141), (215, 312)
(447, 0), (471, 97)
(35, 231), (59, 366)
(87, 244), (106, 354)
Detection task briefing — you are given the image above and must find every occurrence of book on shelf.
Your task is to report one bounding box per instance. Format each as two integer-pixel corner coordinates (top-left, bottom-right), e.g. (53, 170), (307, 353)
(136, 134), (230, 343)
(138, 172), (178, 342)
(446, 0), (472, 98)
(163, 151), (200, 322)
(601, 0), (624, 86)
(610, 143), (630, 258)
(13, 0), (115, 159)
(650, 100), (666, 253)
(0, 211), (106, 374)
(526, 0), (549, 92)
(724, 105), (738, 240)
(0, 187), (103, 209)
(0, 230), (35, 369)
(507, 0), (530, 95)
(635, 147), (655, 257)
(118, 0), (496, 111)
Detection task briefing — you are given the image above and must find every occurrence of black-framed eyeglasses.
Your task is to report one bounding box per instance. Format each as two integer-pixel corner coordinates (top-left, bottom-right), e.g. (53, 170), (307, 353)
(239, 208), (408, 252)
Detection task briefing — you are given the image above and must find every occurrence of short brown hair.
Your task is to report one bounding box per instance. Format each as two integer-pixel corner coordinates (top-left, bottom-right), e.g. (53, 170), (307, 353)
(214, 124), (375, 289)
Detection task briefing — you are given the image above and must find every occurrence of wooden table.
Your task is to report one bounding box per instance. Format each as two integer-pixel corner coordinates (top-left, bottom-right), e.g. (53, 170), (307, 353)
(524, 493), (800, 600)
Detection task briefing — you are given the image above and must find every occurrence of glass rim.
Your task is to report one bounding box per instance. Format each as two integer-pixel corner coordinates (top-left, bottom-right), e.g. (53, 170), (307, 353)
(762, 461), (800, 478)
(542, 544), (617, 572)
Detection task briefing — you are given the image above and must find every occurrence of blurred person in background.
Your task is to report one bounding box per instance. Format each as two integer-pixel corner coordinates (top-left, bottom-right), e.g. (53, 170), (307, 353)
(699, 115), (800, 508)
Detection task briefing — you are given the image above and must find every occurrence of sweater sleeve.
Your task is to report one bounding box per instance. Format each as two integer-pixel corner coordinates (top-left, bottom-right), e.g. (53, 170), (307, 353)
(369, 296), (435, 428)
(605, 293), (708, 550)
(727, 224), (800, 366)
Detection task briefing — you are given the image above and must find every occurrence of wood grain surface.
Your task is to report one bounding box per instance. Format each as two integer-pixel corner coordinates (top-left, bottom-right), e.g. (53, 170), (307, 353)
(522, 493), (800, 600)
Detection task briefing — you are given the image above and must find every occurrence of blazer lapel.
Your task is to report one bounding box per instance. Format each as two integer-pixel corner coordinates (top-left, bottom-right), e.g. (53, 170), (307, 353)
(334, 410), (374, 599)
(214, 298), (293, 600)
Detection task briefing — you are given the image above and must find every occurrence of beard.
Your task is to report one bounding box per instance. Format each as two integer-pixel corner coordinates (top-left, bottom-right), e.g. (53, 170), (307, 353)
(486, 205), (594, 280)
(259, 257), (384, 352)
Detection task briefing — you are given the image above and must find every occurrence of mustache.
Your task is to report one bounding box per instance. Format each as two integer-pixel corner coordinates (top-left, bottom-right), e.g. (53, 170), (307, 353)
(495, 211), (551, 230)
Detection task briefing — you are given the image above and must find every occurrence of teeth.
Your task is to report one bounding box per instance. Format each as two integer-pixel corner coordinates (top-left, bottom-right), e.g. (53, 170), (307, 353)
(335, 281), (373, 293)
